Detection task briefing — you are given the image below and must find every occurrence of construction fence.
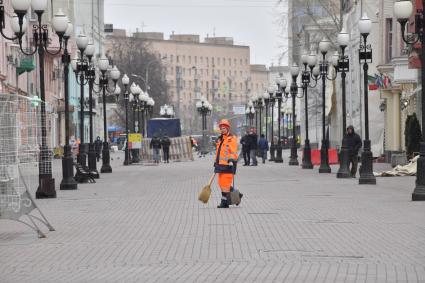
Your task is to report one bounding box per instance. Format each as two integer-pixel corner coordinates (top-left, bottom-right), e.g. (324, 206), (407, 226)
(139, 136), (194, 162)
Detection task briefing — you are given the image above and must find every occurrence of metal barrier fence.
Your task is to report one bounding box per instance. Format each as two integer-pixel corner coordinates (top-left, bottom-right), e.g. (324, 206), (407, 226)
(139, 136), (194, 162)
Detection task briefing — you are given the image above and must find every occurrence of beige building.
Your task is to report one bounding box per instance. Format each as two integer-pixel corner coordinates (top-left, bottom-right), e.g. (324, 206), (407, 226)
(131, 32), (269, 133)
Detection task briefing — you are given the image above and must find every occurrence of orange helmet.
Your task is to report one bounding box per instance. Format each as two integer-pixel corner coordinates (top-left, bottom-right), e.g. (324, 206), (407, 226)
(218, 119), (231, 129)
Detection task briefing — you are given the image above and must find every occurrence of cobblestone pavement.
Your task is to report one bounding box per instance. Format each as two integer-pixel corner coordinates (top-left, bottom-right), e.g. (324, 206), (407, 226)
(1, 152), (425, 282)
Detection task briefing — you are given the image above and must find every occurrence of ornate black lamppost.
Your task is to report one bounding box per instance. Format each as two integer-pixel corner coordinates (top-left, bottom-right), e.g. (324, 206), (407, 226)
(264, 92), (271, 143)
(59, 22), (78, 190)
(97, 55), (120, 173)
(268, 89), (276, 161)
(5, 1), (69, 198)
(394, 0), (425, 200)
(196, 97), (212, 155)
(245, 100), (255, 127)
(71, 34), (92, 170)
(334, 29), (352, 178)
(315, 38), (338, 173)
(299, 52), (320, 169)
(253, 94), (264, 136)
(118, 76), (131, 165)
(356, 13), (376, 184)
(273, 78), (287, 163)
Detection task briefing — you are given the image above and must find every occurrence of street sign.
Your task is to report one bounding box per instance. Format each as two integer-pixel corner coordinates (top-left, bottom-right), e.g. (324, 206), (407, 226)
(232, 105), (245, 115)
(128, 133), (142, 149)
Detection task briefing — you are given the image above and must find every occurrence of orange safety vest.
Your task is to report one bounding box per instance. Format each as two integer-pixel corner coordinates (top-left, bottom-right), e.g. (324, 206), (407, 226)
(215, 134), (238, 166)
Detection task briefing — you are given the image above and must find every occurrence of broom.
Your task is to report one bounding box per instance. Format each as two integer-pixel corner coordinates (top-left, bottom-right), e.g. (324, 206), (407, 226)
(198, 173), (216, 204)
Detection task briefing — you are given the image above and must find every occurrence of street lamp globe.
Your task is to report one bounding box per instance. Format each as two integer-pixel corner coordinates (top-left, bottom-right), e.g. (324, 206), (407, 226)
(307, 52), (317, 68)
(285, 85), (290, 95)
(196, 101), (202, 109)
(122, 74), (130, 86)
(301, 50), (309, 65)
(319, 37), (331, 54)
(208, 104), (213, 111)
(275, 77), (281, 85)
(358, 13), (372, 35)
(280, 78), (287, 88)
(11, 14), (27, 34)
(263, 92), (270, 99)
(250, 107), (255, 114)
(331, 51), (339, 67)
(268, 84), (276, 94)
(160, 108), (165, 116)
(76, 33), (89, 52)
(129, 93), (134, 102)
(312, 65), (320, 77)
(394, 0), (413, 20)
(114, 85), (121, 96)
(248, 100), (253, 107)
(31, 0), (47, 13)
(290, 63), (300, 78)
(140, 90), (148, 101)
(85, 42), (95, 58)
(130, 82), (138, 94)
(98, 54), (109, 72)
(337, 28), (350, 48)
(52, 9), (68, 34)
(11, 0), (31, 14)
(110, 66), (121, 81)
(64, 22), (73, 38)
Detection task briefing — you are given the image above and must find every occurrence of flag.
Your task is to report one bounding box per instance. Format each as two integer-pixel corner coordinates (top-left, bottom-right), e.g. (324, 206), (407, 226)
(383, 74), (392, 89)
(368, 75), (378, 90)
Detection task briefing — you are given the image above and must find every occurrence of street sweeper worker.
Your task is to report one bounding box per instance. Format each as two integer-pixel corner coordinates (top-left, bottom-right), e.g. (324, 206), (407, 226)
(214, 119), (238, 208)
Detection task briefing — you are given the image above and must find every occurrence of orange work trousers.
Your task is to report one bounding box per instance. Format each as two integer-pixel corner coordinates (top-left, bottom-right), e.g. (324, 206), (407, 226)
(217, 173), (233, 192)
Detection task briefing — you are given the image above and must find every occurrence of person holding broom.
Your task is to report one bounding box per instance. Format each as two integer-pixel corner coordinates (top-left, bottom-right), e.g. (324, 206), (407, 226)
(214, 119), (243, 208)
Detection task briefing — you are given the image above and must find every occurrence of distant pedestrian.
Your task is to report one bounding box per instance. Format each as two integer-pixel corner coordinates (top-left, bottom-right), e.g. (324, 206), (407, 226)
(258, 134), (269, 164)
(161, 135), (171, 163)
(150, 135), (162, 164)
(247, 129), (258, 166)
(345, 125), (362, 178)
(240, 131), (251, 166)
(94, 136), (102, 161)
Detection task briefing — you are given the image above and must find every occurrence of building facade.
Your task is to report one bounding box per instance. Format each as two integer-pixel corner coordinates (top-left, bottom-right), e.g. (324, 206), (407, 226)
(125, 32), (269, 134)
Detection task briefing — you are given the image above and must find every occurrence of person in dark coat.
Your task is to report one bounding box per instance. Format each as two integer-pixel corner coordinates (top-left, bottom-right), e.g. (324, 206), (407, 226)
(345, 125), (362, 178)
(161, 135), (171, 163)
(258, 134), (269, 164)
(248, 129), (258, 166)
(94, 136), (102, 161)
(150, 135), (162, 164)
(240, 131), (251, 166)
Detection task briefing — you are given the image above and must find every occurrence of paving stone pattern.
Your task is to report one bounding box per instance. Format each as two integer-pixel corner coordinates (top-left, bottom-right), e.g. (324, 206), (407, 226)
(1, 152), (424, 282)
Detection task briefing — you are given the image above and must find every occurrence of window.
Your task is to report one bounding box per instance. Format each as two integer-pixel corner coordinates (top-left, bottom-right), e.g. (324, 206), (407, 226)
(189, 81), (192, 88)
(223, 58), (225, 66)
(170, 55), (174, 63)
(200, 56), (203, 64)
(195, 56), (197, 64)
(206, 81), (209, 90)
(228, 58), (231, 66)
(240, 59), (243, 65)
(183, 55), (185, 64)
(212, 57), (215, 65)
(245, 59), (248, 65)
(386, 18), (393, 62)
(189, 68), (191, 76)
(224, 70), (226, 76)
(206, 57), (209, 66)
(177, 56), (180, 63)
(189, 56), (191, 64)
(240, 83), (243, 90)
(234, 59), (237, 65)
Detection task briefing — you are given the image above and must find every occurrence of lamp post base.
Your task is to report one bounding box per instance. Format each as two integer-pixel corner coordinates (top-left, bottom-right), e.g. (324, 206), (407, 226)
(36, 174), (56, 199)
(412, 142), (425, 201)
(100, 142), (112, 173)
(337, 140), (351, 178)
(77, 143), (88, 167)
(124, 148), (132, 165)
(88, 143), (100, 178)
(301, 140), (313, 169)
(275, 144), (283, 163)
(60, 145), (78, 190)
(359, 140), (376, 185)
(269, 143), (276, 161)
(289, 144), (299, 166)
(131, 149), (140, 163)
(319, 142), (331, 173)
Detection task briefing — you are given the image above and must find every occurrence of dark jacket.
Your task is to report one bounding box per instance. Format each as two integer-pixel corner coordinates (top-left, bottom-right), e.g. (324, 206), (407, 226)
(258, 137), (269, 151)
(240, 135), (250, 151)
(94, 139), (102, 152)
(161, 137), (171, 149)
(247, 134), (258, 150)
(345, 126), (362, 156)
(150, 137), (162, 149)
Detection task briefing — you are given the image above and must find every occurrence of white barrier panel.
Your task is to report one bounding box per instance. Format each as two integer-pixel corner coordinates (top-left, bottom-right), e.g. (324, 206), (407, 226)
(139, 136), (194, 162)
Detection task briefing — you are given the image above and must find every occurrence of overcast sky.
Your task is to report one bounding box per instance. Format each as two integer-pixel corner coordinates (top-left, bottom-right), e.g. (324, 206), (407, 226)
(104, 0), (288, 67)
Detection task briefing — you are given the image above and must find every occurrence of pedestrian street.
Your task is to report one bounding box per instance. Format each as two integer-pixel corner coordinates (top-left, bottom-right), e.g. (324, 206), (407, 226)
(1, 152), (424, 282)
